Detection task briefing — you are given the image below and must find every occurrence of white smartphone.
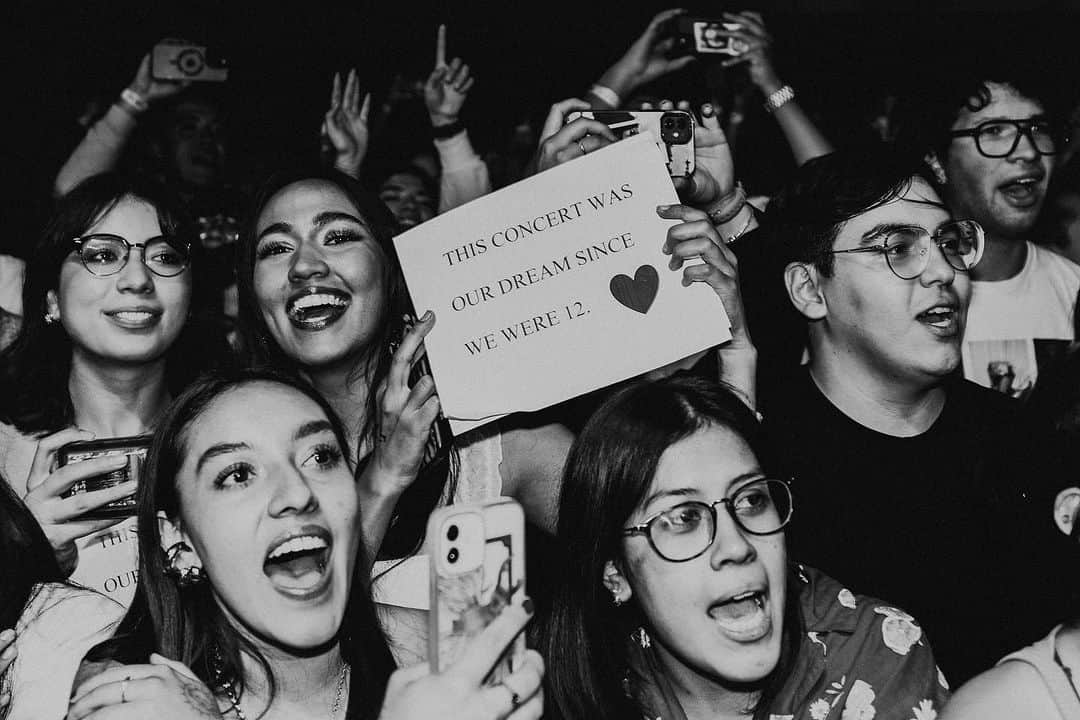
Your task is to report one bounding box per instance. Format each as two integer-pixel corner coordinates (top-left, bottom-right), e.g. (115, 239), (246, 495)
(428, 499), (526, 682)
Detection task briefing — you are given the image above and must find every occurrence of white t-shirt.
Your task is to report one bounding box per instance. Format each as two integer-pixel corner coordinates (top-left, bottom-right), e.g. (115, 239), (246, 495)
(962, 242), (1080, 395)
(1, 583), (124, 720)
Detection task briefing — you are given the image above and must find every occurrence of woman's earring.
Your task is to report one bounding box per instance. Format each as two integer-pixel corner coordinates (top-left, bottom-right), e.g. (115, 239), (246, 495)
(634, 627), (651, 649)
(44, 310), (59, 325)
(612, 593), (623, 607)
(165, 541), (205, 587)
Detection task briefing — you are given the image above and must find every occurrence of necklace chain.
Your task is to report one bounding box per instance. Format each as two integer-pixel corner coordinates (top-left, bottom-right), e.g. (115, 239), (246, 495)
(211, 648), (349, 720)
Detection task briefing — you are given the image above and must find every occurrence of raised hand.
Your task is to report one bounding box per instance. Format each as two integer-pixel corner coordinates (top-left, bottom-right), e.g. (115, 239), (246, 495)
(368, 311), (441, 495)
(424, 25), (476, 128)
(67, 653), (223, 720)
(322, 69), (372, 180)
(534, 99), (616, 174)
(128, 51), (191, 105)
(716, 11), (783, 94)
(659, 202), (751, 350)
(659, 100), (735, 208)
(595, 9), (697, 101)
(23, 429), (134, 575)
(377, 600), (544, 720)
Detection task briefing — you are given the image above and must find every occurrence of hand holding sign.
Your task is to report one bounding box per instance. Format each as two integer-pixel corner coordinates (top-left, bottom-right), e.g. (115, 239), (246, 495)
(659, 203), (750, 349)
(394, 134), (731, 432)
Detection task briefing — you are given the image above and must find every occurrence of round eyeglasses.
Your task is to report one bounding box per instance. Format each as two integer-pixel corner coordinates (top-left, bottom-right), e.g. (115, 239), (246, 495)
(72, 234), (191, 278)
(948, 118), (1067, 159)
(821, 219), (984, 281)
(622, 479), (793, 562)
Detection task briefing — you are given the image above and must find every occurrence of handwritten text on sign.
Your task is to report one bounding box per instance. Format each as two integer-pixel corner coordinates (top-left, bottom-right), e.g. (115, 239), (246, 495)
(394, 135), (731, 433)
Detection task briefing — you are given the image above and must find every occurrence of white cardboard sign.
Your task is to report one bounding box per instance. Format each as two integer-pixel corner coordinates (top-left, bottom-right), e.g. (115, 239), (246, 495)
(394, 134), (731, 434)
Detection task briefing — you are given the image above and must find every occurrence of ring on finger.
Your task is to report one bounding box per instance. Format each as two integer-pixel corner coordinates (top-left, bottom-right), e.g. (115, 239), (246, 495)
(578, 139), (588, 156)
(120, 677), (131, 703)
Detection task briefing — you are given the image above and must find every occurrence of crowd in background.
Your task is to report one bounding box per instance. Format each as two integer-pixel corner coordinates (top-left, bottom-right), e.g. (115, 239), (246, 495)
(2, 4), (1080, 719)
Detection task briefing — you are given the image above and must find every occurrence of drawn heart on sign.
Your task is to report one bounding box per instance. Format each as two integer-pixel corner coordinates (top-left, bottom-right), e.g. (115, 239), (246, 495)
(610, 265), (659, 314)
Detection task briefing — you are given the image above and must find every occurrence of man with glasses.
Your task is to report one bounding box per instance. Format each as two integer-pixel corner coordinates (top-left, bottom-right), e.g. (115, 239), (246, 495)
(924, 74), (1080, 396)
(739, 146), (1070, 683)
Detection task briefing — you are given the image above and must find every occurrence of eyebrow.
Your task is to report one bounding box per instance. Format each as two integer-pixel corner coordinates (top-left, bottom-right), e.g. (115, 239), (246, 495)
(858, 223), (913, 245)
(256, 211), (365, 243)
(973, 114), (1047, 123)
(294, 419), (335, 442)
(196, 442), (250, 474)
(641, 471), (766, 512)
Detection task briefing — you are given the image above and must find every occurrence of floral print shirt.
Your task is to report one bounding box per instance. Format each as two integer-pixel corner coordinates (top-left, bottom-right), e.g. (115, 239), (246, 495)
(767, 565), (949, 720)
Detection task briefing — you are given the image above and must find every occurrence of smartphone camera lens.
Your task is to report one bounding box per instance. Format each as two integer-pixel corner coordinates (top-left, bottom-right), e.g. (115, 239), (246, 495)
(447, 548), (459, 564)
(447, 525), (459, 541)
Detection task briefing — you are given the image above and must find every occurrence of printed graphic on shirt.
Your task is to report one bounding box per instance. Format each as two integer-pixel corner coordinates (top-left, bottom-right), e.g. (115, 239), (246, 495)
(963, 338), (1074, 399)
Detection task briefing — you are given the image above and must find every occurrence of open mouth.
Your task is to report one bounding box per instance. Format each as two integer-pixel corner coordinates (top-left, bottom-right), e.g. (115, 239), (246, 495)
(916, 305), (959, 334)
(708, 589), (771, 642)
(105, 309), (162, 328)
(263, 529), (332, 598)
(1000, 174), (1044, 207)
(286, 287), (351, 330)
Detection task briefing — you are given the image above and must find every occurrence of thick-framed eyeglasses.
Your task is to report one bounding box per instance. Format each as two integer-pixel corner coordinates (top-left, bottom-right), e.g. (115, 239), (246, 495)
(948, 118), (1067, 158)
(72, 234), (191, 278)
(622, 479), (793, 563)
(821, 219), (984, 280)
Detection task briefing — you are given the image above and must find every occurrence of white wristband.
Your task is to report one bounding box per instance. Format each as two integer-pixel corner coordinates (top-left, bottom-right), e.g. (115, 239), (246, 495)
(119, 88), (149, 115)
(588, 84), (621, 108)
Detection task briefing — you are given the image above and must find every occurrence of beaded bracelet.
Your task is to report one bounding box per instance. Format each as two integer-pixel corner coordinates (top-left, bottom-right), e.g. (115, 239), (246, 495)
(763, 85), (795, 114)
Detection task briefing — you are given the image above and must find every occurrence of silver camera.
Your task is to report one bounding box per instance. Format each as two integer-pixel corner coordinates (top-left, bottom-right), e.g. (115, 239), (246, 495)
(151, 39), (228, 82)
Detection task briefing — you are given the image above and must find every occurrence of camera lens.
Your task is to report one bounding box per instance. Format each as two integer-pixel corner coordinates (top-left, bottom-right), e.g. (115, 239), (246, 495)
(447, 548), (459, 563)
(447, 525), (459, 541)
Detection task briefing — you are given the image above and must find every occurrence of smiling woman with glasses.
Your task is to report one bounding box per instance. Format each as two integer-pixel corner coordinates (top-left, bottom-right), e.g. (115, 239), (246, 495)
(540, 375), (948, 720)
(0, 171), (226, 608)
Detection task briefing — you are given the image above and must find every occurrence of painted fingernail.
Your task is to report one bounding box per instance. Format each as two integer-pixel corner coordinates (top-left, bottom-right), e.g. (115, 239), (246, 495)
(421, 310), (433, 322)
(522, 597), (534, 615)
(656, 205), (670, 213)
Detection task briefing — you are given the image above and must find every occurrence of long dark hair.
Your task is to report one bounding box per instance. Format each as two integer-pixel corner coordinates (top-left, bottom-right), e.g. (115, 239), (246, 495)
(236, 167), (455, 560)
(540, 375), (802, 720)
(0, 171), (228, 435)
(87, 368), (394, 719)
(0, 476), (65, 630)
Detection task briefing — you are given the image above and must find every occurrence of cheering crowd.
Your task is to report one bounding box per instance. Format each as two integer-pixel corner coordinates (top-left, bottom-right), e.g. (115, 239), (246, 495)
(2, 7), (1080, 719)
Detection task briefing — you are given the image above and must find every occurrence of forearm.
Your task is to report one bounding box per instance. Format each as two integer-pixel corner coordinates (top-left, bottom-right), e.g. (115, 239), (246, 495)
(356, 465), (406, 573)
(772, 101), (833, 165)
(54, 104), (138, 197)
(760, 81), (833, 166)
(435, 130), (491, 212)
(717, 344), (758, 414)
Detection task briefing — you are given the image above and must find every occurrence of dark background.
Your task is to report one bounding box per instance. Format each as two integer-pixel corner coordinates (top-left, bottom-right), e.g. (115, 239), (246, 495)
(7, 0), (1080, 252)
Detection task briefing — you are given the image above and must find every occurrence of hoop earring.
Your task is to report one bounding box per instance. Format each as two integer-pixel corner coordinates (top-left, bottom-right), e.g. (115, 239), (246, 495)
(165, 541), (205, 587)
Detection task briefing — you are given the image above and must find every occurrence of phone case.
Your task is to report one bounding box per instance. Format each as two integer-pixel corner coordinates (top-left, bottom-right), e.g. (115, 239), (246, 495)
(570, 109), (696, 178)
(57, 435), (151, 519)
(428, 499), (526, 681)
(389, 315), (453, 470)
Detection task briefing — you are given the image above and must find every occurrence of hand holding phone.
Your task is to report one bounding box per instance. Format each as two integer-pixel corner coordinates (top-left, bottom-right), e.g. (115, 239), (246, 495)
(374, 311), (448, 488)
(566, 109), (697, 178)
(22, 429), (144, 573)
(429, 499), (527, 682)
(381, 599), (543, 720)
